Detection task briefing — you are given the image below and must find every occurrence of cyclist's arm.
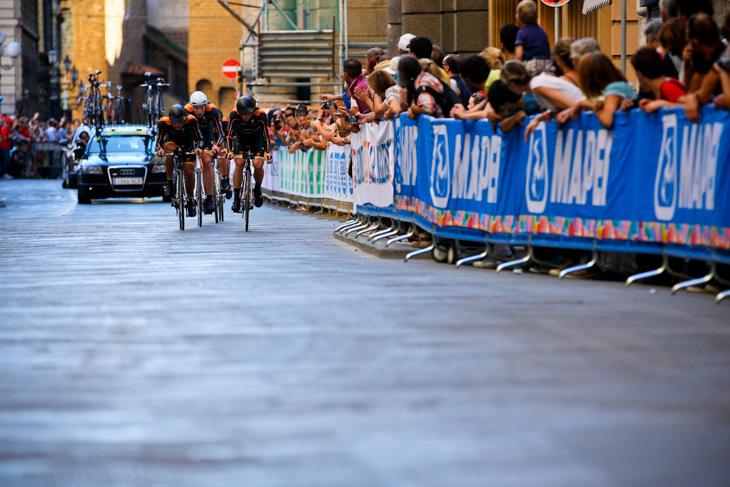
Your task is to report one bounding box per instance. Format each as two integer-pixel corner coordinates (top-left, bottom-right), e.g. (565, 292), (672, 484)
(189, 118), (204, 150)
(155, 122), (168, 151)
(210, 107), (225, 147)
(255, 111), (270, 155)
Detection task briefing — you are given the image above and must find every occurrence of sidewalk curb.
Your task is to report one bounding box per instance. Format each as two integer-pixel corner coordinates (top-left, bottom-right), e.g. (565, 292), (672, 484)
(334, 232), (430, 260)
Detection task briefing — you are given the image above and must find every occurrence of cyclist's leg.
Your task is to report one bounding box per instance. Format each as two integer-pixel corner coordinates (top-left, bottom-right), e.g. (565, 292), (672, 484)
(201, 151), (214, 195)
(252, 156), (265, 207)
(183, 157), (196, 199)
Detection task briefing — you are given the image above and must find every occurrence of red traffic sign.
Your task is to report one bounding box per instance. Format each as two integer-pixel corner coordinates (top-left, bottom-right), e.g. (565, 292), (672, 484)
(222, 59), (240, 79)
(541, 0), (570, 6)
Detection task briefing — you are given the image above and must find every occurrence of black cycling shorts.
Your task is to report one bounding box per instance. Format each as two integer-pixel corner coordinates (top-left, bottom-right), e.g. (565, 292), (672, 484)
(231, 137), (265, 158)
(199, 125), (221, 151)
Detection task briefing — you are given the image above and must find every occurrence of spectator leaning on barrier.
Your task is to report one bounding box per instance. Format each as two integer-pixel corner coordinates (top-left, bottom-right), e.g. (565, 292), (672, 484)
(443, 54), (473, 106)
(480, 47), (506, 92)
(500, 24), (520, 62)
(514, 0), (551, 76)
(658, 18), (691, 83)
(398, 55), (441, 119)
(450, 55), (492, 120)
(357, 69), (403, 123)
(409, 36), (451, 85)
(468, 91), (487, 110)
(569, 37), (601, 70)
(684, 13), (724, 122)
(556, 52), (637, 128)
(486, 80), (531, 133)
(632, 47), (688, 113)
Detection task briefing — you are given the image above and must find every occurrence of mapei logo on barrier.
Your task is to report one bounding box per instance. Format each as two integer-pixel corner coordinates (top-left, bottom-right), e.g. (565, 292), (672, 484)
(394, 118), (418, 192)
(526, 122), (613, 214)
(430, 125), (451, 208)
(427, 124), (502, 209)
(654, 114), (722, 221)
(526, 122), (549, 213)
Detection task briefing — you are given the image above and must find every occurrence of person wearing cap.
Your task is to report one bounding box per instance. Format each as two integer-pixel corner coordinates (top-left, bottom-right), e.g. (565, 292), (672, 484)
(156, 104), (205, 218)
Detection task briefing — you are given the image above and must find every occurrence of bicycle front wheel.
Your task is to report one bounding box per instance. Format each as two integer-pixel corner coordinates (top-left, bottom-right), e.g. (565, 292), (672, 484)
(196, 170), (203, 227)
(243, 165), (251, 232)
(177, 172), (186, 231)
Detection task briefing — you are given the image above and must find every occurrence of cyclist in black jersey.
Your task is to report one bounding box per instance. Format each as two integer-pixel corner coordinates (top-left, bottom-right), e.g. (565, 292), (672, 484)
(156, 104), (204, 217)
(185, 91), (226, 214)
(227, 95), (271, 211)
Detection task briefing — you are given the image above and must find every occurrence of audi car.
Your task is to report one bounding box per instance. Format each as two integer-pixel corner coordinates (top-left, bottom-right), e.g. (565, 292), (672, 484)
(76, 125), (167, 204)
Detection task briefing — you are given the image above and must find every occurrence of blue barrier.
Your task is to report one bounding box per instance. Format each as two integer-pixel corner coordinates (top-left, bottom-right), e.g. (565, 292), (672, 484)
(384, 107), (730, 262)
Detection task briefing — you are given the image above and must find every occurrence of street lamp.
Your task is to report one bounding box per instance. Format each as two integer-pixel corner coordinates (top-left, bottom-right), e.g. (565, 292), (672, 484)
(71, 66), (78, 87)
(48, 49), (57, 65)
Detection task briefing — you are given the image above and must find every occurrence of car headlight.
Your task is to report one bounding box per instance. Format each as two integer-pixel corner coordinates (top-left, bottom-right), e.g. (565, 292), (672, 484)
(152, 164), (166, 173)
(84, 166), (103, 175)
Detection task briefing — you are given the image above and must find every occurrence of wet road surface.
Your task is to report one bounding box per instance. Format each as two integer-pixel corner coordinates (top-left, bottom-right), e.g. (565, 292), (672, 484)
(1, 180), (729, 487)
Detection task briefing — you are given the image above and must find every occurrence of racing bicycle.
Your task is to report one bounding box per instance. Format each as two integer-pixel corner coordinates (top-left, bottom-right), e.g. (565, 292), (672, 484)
(214, 155), (225, 223)
(168, 146), (189, 231)
(240, 150), (255, 232)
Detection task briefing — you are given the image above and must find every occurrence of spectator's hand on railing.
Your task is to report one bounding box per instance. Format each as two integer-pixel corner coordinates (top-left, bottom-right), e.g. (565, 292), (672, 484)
(555, 107), (573, 126)
(619, 98), (634, 111)
(638, 98), (662, 114)
(524, 112), (548, 142)
(486, 108), (503, 125)
(357, 112), (375, 124)
(684, 93), (701, 123)
(714, 94), (728, 110)
(450, 104), (466, 119)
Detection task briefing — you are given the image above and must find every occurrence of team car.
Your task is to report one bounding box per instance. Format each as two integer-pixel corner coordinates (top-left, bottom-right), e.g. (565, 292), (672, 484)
(76, 125), (168, 204)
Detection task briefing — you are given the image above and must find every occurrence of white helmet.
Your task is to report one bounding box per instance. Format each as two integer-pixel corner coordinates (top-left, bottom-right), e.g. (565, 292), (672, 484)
(190, 91), (208, 107)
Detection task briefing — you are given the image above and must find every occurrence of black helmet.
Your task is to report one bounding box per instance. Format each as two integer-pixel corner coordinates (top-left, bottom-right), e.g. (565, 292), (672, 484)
(169, 104), (187, 124)
(236, 95), (256, 115)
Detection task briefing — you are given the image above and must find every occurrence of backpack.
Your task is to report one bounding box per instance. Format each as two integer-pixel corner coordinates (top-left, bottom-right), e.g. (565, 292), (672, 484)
(416, 80), (463, 117)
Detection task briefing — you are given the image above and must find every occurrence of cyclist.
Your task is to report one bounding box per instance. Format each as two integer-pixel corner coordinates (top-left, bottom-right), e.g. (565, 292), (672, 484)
(156, 104), (204, 217)
(227, 95), (271, 212)
(184, 91), (228, 213)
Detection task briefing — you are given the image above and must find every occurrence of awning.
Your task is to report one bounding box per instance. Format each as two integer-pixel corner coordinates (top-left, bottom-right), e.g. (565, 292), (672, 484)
(121, 62), (165, 77)
(582, 0), (612, 14)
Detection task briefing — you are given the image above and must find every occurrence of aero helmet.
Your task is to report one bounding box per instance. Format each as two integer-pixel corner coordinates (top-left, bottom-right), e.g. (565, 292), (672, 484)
(168, 104), (187, 124)
(190, 91), (208, 107)
(236, 95), (256, 115)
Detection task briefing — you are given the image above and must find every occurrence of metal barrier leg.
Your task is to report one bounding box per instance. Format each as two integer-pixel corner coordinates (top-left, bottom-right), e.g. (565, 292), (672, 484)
(372, 228), (399, 243)
(559, 245), (599, 279)
(345, 219), (371, 236)
(369, 220), (397, 242)
(670, 260), (716, 295)
(495, 254), (531, 274)
(405, 241), (435, 262)
(356, 221), (382, 238)
(456, 236), (490, 268)
(335, 219), (358, 233)
(716, 289), (730, 305)
(386, 226), (414, 247)
(671, 273), (713, 295)
(405, 226), (435, 262)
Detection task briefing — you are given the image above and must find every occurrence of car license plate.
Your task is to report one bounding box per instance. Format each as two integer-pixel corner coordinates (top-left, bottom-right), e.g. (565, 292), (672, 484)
(113, 177), (143, 185)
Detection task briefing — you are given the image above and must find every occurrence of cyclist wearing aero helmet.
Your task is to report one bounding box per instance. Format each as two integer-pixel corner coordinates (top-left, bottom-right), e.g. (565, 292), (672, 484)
(156, 104), (204, 217)
(184, 91), (227, 214)
(227, 95), (271, 212)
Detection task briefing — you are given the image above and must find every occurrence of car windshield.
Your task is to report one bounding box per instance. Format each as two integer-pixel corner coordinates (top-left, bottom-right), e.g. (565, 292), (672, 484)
(87, 135), (151, 154)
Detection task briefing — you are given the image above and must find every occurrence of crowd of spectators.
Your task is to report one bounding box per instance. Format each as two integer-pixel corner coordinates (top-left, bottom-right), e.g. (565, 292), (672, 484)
(264, 0), (730, 160)
(0, 114), (83, 179)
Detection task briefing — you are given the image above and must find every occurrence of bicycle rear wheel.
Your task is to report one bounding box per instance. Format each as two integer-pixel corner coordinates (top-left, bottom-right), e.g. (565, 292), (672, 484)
(243, 164), (251, 232)
(177, 171), (185, 231)
(214, 171), (221, 224)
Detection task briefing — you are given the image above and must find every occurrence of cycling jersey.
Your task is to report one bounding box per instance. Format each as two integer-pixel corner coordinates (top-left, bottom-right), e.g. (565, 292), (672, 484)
(184, 103), (225, 149)
(227, 107), (269, 157)
(156, 115), (204, 153)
